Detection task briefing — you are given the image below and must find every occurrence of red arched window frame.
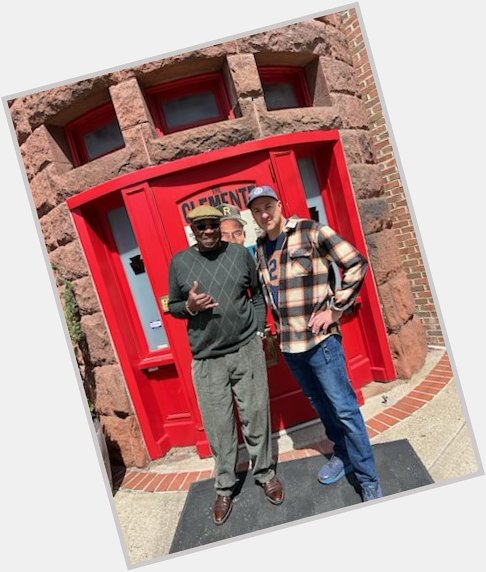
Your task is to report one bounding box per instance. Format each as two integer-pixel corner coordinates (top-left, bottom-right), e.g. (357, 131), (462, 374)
(259, 65), (312, 111)
(65, 103), (125, 167)
(146, 72), (234, 137)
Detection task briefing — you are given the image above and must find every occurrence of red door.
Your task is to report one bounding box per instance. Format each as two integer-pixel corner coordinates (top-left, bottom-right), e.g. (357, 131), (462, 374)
(144, 151), (318, 433)
(69, 130), (396, 461)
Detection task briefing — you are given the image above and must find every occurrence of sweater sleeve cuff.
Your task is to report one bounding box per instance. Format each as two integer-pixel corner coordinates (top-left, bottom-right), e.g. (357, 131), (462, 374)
(185, 301), (198, 316)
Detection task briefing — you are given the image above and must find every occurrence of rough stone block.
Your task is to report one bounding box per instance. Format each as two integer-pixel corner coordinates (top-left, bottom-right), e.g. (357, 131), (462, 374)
(365, 228), (402, 285)
(74, 276), (101, 315)
(73, 343), (86, 373)
(341, 130), (375, 164)
(132, 43), (235, 84)
(324, 23), (354, 65)
(331, 94), (369, 128)
(29, 166), (65, 217)
(348, 163), (385, 199)
(49, 240), (89, 281)
(81, 312), (117, 366)
(9, 100), (32, 145)
(226, 54), (262, 99)
(101, 414), (149, 468)
(321, 57), (359, 94)
(94, 365), (133, 417)
(122, 123), (155, 167)
(21, 125), (71, 181)
(40, 202), (77, 252)
(58, 146), (135, 197)
(148, 116), (259, 163)
(259, 106), (334, 136)
(356, 197), (392, 235)
(27, 74), (117, 129)
(110, 78), (155, 131)
(378, 271), (417, 331)
(388, 317), (427, 379)
(306, 58), (332, 107)
(112, 69), (137, 83)
(234, 97), (258, 118)
(258, 96), (368, 137)
(315, 13), (344, 28)
(236, 20), (333, 57)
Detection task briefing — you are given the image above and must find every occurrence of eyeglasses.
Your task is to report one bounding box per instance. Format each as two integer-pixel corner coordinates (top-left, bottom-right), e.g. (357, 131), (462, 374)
(193, 222), (221, 232)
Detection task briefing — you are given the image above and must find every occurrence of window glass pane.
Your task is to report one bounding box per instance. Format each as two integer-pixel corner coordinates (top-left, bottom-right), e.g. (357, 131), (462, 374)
(108, 207), (169, 351)
(298, 157), (329, 225)
(297, 157), (341, 289)
(84, 118), (123, 160)
(263, 82), (299, 110)
(161, 91), (220, 130)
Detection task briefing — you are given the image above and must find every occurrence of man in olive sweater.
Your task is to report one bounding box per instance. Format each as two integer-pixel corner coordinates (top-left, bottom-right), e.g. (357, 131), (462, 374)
(168, 205), (284, 525)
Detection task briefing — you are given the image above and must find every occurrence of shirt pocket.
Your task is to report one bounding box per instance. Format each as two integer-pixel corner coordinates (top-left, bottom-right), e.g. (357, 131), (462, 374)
(289, 247), (313, 277)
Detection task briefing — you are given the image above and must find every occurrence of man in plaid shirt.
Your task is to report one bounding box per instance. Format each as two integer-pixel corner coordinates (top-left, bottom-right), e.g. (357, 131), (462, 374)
(248, 185), (383, 502)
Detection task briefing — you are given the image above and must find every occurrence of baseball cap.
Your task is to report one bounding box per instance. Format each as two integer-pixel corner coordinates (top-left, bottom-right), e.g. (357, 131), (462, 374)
(186, 205), (223, 222)
(247, 185), (279, 208)
(217, 203), (247, 226)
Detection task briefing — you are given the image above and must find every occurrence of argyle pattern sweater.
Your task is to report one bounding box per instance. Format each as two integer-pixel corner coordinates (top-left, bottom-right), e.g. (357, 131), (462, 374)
(168, 242), (266, 359)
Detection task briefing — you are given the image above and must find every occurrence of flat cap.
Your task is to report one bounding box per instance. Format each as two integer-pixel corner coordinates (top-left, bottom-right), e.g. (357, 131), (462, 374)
(217, 203), (247, 225)
(186, 205), (223, 222)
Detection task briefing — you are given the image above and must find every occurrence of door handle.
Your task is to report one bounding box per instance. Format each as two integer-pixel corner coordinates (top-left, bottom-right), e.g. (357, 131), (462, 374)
(160, 295), (170, 313)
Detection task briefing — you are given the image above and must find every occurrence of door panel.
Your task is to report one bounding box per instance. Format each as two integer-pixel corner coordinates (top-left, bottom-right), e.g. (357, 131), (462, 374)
(121, 184), (208, 455)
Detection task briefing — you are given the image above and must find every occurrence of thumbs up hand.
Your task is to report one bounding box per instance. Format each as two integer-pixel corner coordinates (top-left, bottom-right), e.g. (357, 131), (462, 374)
(186, 281), (219, 313)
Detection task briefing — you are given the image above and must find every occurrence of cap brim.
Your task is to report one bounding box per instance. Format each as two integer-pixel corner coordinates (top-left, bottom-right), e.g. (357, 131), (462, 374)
(247, 193), (278, 206)
(221, 217), (247, 225)
(189, 215), (221, 222)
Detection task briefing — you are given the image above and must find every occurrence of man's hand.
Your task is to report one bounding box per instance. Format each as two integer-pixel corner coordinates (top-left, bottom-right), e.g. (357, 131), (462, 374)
(308, 308), (343, 335)
(186, 281), (219, 313)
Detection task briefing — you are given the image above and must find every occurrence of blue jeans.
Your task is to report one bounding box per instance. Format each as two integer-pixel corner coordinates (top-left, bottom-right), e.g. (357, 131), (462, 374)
(283, 334), (379, 485)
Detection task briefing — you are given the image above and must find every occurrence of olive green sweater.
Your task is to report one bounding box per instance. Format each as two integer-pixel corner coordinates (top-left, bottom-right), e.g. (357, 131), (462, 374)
(168, 242), (266, 359)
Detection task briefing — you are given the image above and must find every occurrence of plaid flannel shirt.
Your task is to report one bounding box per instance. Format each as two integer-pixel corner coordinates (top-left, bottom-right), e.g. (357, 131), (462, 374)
(256, 216), (368, 354)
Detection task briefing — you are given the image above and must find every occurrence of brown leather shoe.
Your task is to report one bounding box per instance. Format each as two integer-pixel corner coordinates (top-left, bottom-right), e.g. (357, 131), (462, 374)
(213, 494), (233, 525)
(262, 476), (284, 505)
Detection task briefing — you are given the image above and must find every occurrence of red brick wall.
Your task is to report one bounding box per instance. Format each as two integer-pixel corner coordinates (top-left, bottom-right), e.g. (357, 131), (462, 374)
(340, 9), (444, 347)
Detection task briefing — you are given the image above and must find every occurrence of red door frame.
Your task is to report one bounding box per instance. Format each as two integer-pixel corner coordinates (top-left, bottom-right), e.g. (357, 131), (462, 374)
(68, 130), (396, 460)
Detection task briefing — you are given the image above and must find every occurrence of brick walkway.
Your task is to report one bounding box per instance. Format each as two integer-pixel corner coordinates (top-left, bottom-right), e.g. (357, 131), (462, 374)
(113, 354), (452, 494)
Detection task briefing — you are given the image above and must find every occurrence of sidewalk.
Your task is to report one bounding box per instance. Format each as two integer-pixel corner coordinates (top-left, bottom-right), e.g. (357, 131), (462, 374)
(112, 348), (480, 566)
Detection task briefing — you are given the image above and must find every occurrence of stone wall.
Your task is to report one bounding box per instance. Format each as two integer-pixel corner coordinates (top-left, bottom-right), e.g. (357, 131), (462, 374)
(340, 9), (444, 347)
(9, 16), (428, 467)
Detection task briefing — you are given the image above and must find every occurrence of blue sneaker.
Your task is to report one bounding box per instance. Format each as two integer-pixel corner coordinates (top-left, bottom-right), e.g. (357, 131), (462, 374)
(361, 482), (384, 502)
(318, 455), (353, 485)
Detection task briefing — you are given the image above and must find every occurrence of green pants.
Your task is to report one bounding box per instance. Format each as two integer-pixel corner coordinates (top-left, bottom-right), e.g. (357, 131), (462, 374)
(192, 334), (275, 496)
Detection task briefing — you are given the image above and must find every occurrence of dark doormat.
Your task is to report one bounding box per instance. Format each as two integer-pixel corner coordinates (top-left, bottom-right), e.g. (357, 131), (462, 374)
(169, 439), (433, 554)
